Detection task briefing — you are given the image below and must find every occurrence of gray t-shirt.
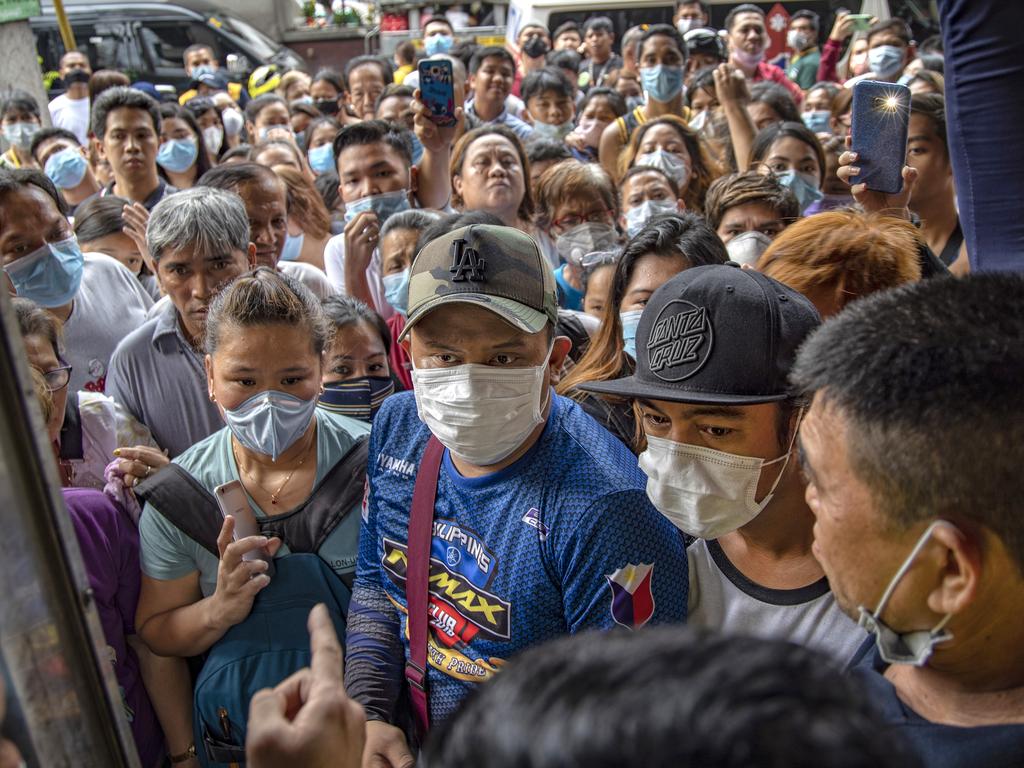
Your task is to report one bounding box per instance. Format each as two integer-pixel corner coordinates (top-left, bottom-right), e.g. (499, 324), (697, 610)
(687, 538), (865, 663)
(64, 252), (154, 394)
(139, 410), (370, 596)
(104, 302), (221, 457)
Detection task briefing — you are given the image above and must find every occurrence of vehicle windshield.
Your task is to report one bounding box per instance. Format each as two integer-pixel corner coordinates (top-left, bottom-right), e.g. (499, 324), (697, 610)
(211, 12), (279, 60)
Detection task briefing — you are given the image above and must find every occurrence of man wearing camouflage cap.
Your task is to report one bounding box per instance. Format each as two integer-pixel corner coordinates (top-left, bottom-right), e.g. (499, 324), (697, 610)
(345, 224), (689, 764)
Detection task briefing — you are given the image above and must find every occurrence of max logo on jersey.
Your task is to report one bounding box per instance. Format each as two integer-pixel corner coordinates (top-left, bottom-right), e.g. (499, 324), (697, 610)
(382, 523), (511, 646)
(606, 563), (655, 629)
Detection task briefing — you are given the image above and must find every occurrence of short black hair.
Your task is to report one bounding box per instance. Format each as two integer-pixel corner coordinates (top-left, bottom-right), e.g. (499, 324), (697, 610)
(91, 86), (160, 139)
(424, 626), (921, 768)
(469, 46), (515, 75)
(321, 294), (391, 354)
(332, 119), (413, 167)
(343, 55), (393, 87)
(621, 210), (728, 267)
(197, 161), (279, 193)
(314, 169), (341, 211)
(449, 41), (480, 71)
(72, 195), (130, 243)
(749, 81), (802, 124)
(578, 86), (628, 117)
(620, 163), (680, 197)
(0, 89), (41, 120)
(525, 137), (572, 165)
(552, 20), (580, 39)
(546, 49), (582, 72)
(311, 68), (346, 95)
(375, 83), (415, 115)
(182, 43), (216, 65)
(917, 52), (945, 75)
(583, 16), (614, 36)
(30, 127), (81, 161)
(677, 0), (709, 11)
(0, 167), (68, 217)
(521, 67), (575, 104)
(867, 18), (912, 47)
(750, 121), (826, 185)
(183, 95), (218, 120)
(910, 93), (947, 155)
(244, 93), (287, 123)
(639, 24), (686, 61)
(791, 9), (820, 32)
(792, 273), (1024, 573)
(725, 3), (765, 32)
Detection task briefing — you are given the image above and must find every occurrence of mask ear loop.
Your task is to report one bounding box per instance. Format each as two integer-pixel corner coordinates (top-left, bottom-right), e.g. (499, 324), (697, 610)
(755, 405), (805, 508)
(867, 520), (950, 628)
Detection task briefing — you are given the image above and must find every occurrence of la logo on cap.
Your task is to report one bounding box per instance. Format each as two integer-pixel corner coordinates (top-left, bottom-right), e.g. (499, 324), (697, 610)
(647, 300), (713, 381)
(449, 238), (486, 282)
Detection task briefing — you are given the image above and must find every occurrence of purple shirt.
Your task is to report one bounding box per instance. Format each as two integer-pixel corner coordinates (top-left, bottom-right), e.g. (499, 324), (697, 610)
(64, 488), (164, 767)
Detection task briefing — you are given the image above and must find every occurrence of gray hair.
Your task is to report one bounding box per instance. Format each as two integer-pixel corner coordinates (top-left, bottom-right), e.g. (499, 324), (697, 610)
(147, 186), (250, 263)
(380, 208), (445, 240)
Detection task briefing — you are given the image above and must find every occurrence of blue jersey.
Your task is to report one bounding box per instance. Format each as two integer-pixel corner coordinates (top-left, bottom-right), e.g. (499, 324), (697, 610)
(345, 391), (688, 724)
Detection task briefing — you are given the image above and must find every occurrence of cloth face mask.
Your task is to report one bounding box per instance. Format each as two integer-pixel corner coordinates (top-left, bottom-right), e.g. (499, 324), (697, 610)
(319, 377), (395, 422)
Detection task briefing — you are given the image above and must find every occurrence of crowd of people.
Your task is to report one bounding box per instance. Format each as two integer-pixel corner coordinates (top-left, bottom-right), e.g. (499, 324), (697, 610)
(1, 0), (1022, 766)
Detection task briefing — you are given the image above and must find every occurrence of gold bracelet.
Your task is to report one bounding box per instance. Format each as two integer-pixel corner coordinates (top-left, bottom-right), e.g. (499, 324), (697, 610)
(169, 743), (196, 764)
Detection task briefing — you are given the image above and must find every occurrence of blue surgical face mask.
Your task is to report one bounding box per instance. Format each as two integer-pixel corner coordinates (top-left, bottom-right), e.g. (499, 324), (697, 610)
(280, 231), (304, 262)
(191, 64), (217, 80)
(44, 146), (89, 189)
(156, 137), (199, 174)
(424, 33), (454, 56)
(533, 119), (576, 140)
(640, 65), (684, 103)
(223, 389), (318, 461)
(635, 149), (689, 186)
(4, 235), (84, 308)
(410, 133), (424, 166)
(621, 309), (643, 359)
(308, 142), (335, 174)
(624, 199), (678, 237)
(776, 169), (823, 213)
(318, 376), (396, 422)
(382, 267), (411, 315)
(343, 190), (411, 225)
(2, 121), (40, 151)
(868, 45), (905, 79)
(259, 125), (294, 141)
(802, 110), (831, 134)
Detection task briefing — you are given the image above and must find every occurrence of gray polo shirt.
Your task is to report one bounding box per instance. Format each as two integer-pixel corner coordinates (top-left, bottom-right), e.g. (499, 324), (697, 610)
(105, 302), (223, 458)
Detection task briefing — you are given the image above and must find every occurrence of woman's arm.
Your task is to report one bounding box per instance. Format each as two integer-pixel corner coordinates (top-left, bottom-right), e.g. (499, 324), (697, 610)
(127, 637), (196, 765)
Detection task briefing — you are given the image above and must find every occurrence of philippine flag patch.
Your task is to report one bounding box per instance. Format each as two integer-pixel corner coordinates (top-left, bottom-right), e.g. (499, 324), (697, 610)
(606, 563), (655, 629)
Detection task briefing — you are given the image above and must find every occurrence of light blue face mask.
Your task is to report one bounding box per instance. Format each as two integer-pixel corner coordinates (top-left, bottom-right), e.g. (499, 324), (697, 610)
(308, 142), (335, 174)
(635, 149), (689, 186)
(4, 235), (84, 308)
(44, 146), (89, 189)
(802, 110), (831, 134)
(424, 33), (454, 56)
(621, 309), (643, 359)
(259, 125), (295, 141)
(156, 137), (199, 174)
(191, 64), (217, 80)
(625, 199), (678, 237)
(343, 190), (411, 225)
(382, 267), (411, 316)
(280, 231), (304, 262)
(640, 65), (684, 103)
(223, 389), (318, 462)
(2, 121), (40, 151)
(868, 45), (905, 79)
(776, 169), (823, 213)
(533, 120), (575, 140)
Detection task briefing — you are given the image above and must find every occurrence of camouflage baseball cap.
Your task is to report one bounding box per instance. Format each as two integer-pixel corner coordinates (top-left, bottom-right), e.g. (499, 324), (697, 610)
(399, 224), (559, 340)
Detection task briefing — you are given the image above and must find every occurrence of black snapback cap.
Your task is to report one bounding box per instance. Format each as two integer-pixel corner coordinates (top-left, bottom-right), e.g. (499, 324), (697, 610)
(579, 264), (821, 404)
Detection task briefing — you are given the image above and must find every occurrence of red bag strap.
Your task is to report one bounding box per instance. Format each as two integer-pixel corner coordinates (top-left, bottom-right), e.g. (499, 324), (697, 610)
(406, 436), (444, 741)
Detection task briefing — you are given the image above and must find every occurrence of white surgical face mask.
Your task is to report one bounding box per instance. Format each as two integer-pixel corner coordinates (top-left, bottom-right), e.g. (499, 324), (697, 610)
(411, 344), (553, 466)
(857, 521), (954, 666)
(638, 419), (800, 539)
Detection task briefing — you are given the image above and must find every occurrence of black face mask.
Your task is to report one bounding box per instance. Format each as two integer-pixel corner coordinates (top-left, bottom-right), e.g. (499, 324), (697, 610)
(315, 99), (340, 115)
(523, 35), (550, 59)
(64, 69), (91, 85)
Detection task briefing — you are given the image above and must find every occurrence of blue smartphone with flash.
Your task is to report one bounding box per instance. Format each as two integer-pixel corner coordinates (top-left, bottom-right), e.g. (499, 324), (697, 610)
(850, 80), (911, 195)
(418, 58), (457, 127)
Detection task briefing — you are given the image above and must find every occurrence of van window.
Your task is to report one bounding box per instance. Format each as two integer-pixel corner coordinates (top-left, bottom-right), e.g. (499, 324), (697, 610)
(138, 21), (220, 69)
(34, 18), (139, 76)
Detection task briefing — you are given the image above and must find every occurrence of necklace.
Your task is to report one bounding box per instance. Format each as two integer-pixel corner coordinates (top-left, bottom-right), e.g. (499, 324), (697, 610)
(232, 432), (315, 506)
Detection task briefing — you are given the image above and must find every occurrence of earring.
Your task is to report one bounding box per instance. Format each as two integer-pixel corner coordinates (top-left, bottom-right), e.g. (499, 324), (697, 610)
(209, 392), (216, 402)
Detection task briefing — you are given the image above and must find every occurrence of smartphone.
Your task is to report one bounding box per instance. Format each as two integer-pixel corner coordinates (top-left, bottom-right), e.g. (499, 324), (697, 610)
(215, 480), (274, 577)
(418, 58), (457, 127)
(846, 13), (873, 31)
(850, 80), (911, 195)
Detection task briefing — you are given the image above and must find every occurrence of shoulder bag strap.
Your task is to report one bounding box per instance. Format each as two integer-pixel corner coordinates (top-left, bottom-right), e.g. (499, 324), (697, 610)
(134, 464), (222, 557)
(405, 436), (444, 742)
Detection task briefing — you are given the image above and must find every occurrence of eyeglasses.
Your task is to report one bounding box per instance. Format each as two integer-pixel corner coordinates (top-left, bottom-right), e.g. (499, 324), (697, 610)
(551, 208), (615, 230)
(41, 364), (72, 393)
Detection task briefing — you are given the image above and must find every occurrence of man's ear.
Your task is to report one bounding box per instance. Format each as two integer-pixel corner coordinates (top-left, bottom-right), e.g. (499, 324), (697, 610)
(247, 242), (257, 269)
(245, 121), (256, 140)
(927, 522), (982, 618)
(547, 335), (573, 380)
(94, 135), (107, 161)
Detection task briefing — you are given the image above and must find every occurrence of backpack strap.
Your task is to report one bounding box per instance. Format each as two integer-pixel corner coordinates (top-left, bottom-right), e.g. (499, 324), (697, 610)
(406, 436), (444, 742)
(134, 464), (222, 558)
